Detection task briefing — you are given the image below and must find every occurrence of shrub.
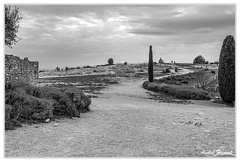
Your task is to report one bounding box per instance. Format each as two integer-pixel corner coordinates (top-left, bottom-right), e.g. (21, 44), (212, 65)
(218, 35), (235, 103)
(5, 82), (91, 130)
(142, 81), (211, 100)
(5, 119), (22, 130)
(175, 67), (178, 72)
(5, 104), (11, 116)
(166, 68), (170, 73)
(162, 68), (170, 73)
(108, 58), (114, 65)
(5, 87), (54, 121)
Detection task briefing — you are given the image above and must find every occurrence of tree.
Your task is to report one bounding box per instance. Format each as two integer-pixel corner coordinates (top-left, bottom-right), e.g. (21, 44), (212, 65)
(196, 70), (207, 89)
(65, 67), (69, 71)
(108, 58), (114, 65)
(5, 5), (22, 48)
(148, 45), (153, 82)
(218, 35), (235, 103)
(56, 67), (60, 72)
(193, 55), (205, 64)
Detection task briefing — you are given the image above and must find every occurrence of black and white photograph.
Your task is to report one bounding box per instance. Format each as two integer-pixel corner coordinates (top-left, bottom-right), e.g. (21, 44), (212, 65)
(3, 0), (236, 158)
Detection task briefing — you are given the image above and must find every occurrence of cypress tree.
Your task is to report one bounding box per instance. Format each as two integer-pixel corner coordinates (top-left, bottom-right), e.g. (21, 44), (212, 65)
(218, 35), (235, 103)
(148, 45), (153, 82)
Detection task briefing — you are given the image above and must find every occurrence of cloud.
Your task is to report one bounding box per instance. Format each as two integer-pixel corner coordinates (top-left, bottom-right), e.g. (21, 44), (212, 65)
(128, 5), (235, 37)
(5, 5), (235, 69)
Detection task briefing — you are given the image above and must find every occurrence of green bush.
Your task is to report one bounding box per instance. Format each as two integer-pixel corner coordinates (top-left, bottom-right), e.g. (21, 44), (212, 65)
(5, 86), (54, 121)
(143, 81), (211, 100)
(5, 82), (91, 130)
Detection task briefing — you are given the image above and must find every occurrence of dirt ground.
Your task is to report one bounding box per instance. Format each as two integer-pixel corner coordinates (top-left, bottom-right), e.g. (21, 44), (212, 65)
(5, 78), (235, 157)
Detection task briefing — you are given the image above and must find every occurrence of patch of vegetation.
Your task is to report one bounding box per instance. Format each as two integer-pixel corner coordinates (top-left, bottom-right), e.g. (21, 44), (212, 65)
(156, 73), (195, 85)
(142, 81), (211, 100)
(5, 81), (91, 130)
(40, 75), (119, 95)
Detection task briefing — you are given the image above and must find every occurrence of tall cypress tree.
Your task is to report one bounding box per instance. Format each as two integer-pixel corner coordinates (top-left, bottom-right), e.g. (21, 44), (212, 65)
(218, 35), (235, 103)
(148, 45), (153, 82)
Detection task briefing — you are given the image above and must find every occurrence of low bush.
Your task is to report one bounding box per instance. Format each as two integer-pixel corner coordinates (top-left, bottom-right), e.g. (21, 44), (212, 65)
(156, 72), (200, 85)
(162, 68), (171, 73)
(175, 67), (178, 72)
(5, 82), (91, 130)
(143, 81), (211, 100)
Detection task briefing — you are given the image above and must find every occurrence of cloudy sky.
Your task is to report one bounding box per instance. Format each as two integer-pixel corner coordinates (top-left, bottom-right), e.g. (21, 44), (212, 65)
(5, 5), (235, 69)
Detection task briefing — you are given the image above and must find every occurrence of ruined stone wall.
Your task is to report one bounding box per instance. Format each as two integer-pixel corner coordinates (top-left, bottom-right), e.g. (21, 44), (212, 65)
(5, 54), (39, 84)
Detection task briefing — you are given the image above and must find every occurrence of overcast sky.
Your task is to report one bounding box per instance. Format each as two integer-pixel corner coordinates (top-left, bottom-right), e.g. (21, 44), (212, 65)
(5, 5), (235, 69)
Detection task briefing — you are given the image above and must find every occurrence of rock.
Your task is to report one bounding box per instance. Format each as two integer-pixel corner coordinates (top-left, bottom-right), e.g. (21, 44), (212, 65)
(35, 125), (39, 128)
(54, 123), (58, 127)
(185, 121), (194, 125)
(195, 122), (202, 127)
(45, 118), (50, 123)
(198, 112), (205, 116)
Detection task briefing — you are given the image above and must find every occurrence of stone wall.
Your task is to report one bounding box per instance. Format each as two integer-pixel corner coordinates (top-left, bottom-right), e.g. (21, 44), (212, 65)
(5, 54), (39, 84)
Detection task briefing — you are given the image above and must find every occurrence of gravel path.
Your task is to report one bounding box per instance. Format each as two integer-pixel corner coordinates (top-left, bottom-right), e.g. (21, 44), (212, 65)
(5, 79), (235, 157)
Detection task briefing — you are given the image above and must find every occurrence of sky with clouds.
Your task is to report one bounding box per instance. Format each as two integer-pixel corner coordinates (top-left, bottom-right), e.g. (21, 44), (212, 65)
(5, 5), (235, 69)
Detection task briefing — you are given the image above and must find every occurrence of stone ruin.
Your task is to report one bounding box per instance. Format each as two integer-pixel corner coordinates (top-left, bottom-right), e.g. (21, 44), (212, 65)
(5, 54), (39, 84)
(159, 58), (164, 64)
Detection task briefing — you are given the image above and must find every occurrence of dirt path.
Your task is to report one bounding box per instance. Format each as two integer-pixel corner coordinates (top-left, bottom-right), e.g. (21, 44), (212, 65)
(5, 79), (235, 157)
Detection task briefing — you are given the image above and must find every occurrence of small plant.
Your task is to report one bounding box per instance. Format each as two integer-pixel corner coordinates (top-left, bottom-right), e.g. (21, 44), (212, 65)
(175, 67), (178, 72)
(124, 62), (127, 65)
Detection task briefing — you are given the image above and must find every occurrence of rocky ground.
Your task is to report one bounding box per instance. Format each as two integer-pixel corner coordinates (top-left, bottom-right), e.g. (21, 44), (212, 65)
(5, 78), (235, 157)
